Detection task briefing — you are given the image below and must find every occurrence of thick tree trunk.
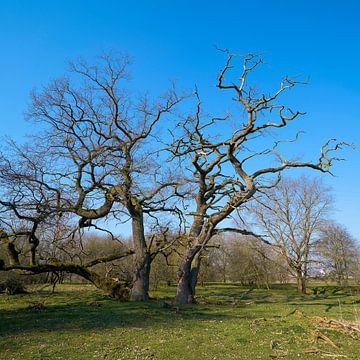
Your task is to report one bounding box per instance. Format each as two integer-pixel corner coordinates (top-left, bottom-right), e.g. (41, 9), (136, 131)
(29, 240), (39, 266)
(7, 242), (20, 265)
(131, 251), (150, 301)
(175, 260), (192, 304)
(130, 213), (150, 301)
(175, 248), (198, 305)
(189, 253), (202, 301)
(0, 231), (20, 265)
(175, 218), (215, 305)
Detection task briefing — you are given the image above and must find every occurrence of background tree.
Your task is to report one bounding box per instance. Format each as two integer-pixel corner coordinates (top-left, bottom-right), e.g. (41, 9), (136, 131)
(251, 176), (332, 293)
(198, 236), (229, 284)
(224, 236), (286, 288)
(316, 222), (359, 285)
(195, 235), (289, 287)
(150, 253), (177, 289)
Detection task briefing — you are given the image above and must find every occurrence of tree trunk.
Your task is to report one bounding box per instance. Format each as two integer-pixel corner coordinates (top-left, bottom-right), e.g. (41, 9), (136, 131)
(29, 240), (39, 266)
(175, 259), (192, 305)
(130, 213), (150, 301)
(175, 248), (198, 305)
(0, 231), (20, 265)
(131, 251), (150, 301)
(296, 270), (307, 294)
(7, 242), (20, 265)
(189, 253), (202, 301)
(175, 217), (212, 305)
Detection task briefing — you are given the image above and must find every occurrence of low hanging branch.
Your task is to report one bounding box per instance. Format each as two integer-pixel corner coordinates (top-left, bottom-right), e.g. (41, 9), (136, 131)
(0, 249), (135, 278)
(213, 228), (273, 246)
(0, 250), (135, 299)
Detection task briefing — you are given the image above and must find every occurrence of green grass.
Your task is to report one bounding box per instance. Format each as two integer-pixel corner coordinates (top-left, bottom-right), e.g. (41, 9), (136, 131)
(1, 283), (360, 359)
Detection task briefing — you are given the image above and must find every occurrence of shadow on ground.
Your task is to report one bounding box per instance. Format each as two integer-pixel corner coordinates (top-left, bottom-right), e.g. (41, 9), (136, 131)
(0, 291), (248, 338)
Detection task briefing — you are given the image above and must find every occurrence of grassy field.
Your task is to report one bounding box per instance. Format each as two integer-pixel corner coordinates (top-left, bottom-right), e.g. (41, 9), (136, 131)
(1, 283), (360, 359)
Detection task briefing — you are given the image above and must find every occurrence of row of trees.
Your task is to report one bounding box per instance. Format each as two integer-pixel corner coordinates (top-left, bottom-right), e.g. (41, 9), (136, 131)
(0, 51), (351, 304)
(148, 178), (359, 294)
(150, 225), (360, 290)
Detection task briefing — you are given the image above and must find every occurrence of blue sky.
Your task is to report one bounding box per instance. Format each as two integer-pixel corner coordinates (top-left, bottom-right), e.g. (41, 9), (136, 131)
(0, 0), (359, 237)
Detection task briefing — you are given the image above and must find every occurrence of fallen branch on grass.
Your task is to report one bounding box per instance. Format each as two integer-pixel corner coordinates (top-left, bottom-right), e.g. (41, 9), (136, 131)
(303, 348), (347, 358)
(312, 330), (339, 349)
(313, 316), (360, 335)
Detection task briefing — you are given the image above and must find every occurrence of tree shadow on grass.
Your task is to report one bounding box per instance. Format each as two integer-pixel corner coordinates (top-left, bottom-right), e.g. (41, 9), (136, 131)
(288, 292), (356, 303)
(287, 293), (359, 313)
(197, 287), (274, 302)
(0, 294), (252, 339)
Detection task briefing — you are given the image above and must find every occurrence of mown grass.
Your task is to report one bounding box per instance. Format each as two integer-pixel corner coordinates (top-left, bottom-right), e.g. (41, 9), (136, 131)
(1, 283), (360, 359)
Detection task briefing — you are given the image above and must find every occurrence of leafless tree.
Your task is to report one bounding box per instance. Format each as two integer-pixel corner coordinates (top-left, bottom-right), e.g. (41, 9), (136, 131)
(223, 235), (286, 288)
(251, 177), (332, 293)
(0, 143), (135, 298)
(0, 143), (61, 266)
(0, 54), (184, 300)
(316, 222), (359, 285)
(170, 51), (348, 304)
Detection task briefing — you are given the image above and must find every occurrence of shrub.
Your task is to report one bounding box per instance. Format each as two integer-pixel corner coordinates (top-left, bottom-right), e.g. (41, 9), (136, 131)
(0, 274), (27, 295)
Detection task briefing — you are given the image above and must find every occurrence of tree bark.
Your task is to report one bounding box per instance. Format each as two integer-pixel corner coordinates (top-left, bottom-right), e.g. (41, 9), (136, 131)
(130, 251), (150, 301)
(175, 247), (198, 305)
(7, 242), (20, 265)
(296, 270), (307, 294)
(130, 213), (150, 301)
(29, 239), (39, 266)
(175, 219), (213, 305)
(1, 231), (20, 265)
(189, 253), (202, 301)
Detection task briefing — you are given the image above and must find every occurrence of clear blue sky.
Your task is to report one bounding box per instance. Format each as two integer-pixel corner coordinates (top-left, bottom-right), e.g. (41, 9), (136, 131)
(0, 0), (359, 238)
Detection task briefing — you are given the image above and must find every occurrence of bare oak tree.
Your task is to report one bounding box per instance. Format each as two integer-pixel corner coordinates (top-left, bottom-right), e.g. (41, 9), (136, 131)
(170, 52), (347, 304)
(1, 54), (184, 300)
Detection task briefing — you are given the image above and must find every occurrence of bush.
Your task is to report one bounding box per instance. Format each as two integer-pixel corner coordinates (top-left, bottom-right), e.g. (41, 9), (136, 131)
(0, 274), (27, 295)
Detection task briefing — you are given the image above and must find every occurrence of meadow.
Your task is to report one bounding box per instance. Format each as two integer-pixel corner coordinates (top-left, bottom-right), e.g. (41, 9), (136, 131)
(1, 283), (360, 359)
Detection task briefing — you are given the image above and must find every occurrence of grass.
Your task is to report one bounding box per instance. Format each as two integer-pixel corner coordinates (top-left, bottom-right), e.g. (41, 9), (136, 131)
(1, 283), (360, 359)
